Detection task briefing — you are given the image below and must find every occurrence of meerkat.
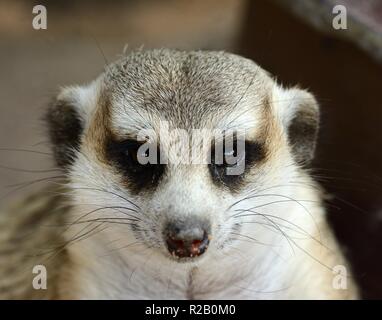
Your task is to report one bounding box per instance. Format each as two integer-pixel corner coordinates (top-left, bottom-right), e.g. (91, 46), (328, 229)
(0, 49), (358, 299)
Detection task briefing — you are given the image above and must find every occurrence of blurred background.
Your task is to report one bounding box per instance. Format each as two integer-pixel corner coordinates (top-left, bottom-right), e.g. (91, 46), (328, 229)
(0, 0), (382, 298)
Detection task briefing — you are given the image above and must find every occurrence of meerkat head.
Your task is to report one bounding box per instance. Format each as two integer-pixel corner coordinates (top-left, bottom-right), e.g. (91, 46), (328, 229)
(46, 49), (319, 264)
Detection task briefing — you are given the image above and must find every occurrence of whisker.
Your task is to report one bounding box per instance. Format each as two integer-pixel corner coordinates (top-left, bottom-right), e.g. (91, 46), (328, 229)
(1, 175), (65, 200)
(68, 186), (141, 211)
(234, 209), (331, 251)
(229, 232), (276, 247)
(0, 164), (60, 174)
(0, 147), (52, 156)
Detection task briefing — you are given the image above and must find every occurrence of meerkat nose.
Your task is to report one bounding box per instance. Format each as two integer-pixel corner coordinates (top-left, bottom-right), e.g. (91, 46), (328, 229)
(164, 218), (211, 259)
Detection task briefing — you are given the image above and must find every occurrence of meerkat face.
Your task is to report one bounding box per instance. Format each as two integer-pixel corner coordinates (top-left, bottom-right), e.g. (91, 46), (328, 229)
(46, 50), (319, 264)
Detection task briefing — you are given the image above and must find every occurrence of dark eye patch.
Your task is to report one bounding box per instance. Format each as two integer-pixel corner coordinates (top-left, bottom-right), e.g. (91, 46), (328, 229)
(105, 138), (165, 194)
(209, 139), (266, 190)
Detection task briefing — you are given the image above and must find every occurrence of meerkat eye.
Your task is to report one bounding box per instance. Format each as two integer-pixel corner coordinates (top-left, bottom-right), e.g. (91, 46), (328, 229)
(118, 140), (160, 167)
(219, 141), (240, 167)
(209, 138), (265, 188)
(212, 136), (243, 168)
(105, 138), (165, 193)
(124, 141), (150, 165)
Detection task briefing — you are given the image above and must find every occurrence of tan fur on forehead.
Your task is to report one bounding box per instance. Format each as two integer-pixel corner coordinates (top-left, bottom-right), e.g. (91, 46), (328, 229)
(257, 96), (284, 155)
(84, 92), (112, 163)
(101, 49), (274, 133)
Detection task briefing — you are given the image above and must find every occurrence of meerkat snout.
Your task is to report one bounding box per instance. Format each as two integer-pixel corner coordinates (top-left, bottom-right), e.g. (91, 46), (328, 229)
(164, 218), (211, 259)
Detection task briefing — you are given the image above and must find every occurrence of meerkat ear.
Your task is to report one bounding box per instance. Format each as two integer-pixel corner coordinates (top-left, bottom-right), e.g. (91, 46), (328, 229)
(273, 85), (320, 165)
(46, 81), (100, 168)
(45, 87), (84, 168)
(45, 84), (97, 168)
